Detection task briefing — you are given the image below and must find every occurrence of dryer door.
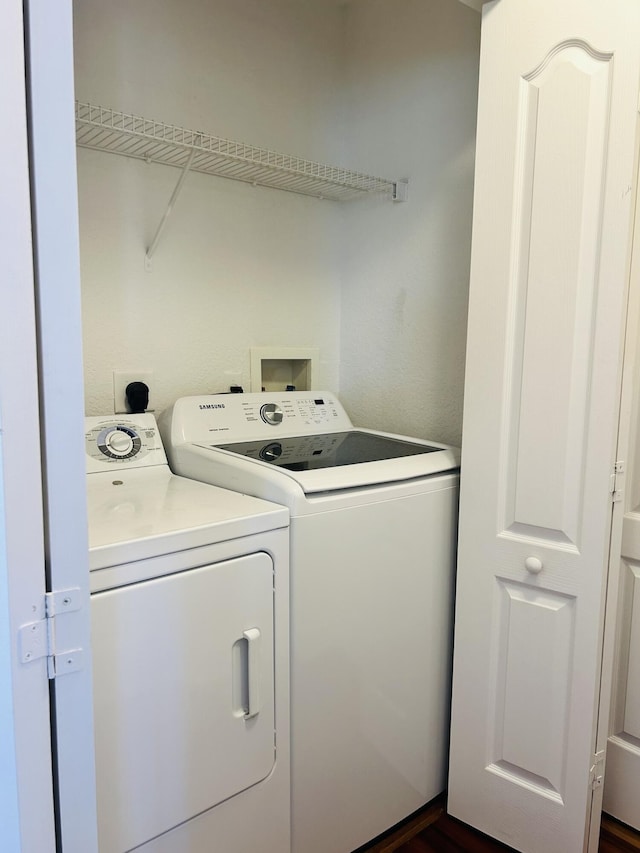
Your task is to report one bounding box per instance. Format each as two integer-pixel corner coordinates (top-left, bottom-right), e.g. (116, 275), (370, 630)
(91, 552), (275, 853)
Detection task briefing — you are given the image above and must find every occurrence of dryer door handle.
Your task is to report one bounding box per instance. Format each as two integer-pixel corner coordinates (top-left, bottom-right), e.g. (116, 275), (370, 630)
(243, 628), (261, 719)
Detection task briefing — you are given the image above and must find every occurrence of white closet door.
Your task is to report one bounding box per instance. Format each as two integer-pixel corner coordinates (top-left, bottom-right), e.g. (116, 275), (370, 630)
(91, 553), (275, 853)
(604, 513), (640, 831)
(603, 184), (640, 831)
(448, 1), (640, 851)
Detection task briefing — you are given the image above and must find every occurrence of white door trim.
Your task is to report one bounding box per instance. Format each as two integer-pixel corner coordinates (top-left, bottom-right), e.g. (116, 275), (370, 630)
(0, 0), (56, 849)
(25, 1), (99, 850)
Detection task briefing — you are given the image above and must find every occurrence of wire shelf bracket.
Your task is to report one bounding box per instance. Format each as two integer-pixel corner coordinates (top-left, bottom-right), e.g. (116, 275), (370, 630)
(144, 141), (199, 269)
(75, 102), (408, 265)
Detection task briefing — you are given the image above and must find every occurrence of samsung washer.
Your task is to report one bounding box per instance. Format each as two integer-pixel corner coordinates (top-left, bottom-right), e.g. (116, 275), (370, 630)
(159, 392), (460, 853)
(85, 414), (290, 853)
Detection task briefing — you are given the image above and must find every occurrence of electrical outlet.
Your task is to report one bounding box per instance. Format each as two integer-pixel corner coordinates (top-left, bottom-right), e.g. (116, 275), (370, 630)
(224, 370), (244, 391)
(113, 370), (154, 414)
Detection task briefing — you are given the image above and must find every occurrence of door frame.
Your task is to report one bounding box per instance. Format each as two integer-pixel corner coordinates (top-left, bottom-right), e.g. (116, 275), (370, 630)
(24, 1), (99, 851)
(0, 0), (56, 849)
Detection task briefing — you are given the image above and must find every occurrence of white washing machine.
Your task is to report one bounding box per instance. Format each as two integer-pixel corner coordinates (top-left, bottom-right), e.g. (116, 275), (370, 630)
(159, 392), (460, 853)
(85, 414), (290, 853)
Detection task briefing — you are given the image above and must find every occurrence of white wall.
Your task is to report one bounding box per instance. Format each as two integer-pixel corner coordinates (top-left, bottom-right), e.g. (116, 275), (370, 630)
(74, 0), (346, 415)
(340, 0), (480, 446)
(74, 0), (480, 445)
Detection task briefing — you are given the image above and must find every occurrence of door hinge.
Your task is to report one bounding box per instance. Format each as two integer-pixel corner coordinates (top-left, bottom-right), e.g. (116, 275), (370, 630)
(590, 749), (605, 791)
(18, 588), (84, 679)
(610, 461), (624, 503)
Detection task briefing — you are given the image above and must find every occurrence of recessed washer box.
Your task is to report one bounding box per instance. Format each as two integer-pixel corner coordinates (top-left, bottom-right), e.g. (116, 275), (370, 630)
(250, 347), (318, 393)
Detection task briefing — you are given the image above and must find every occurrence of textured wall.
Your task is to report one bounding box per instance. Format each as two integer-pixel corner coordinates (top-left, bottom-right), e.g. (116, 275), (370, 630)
(74, 0), (345, 416)
(74, 0), (480, 441)
(340, 0), (480, 446)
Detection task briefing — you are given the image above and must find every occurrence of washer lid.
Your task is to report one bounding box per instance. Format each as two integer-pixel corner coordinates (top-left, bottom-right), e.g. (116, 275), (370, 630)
(87, 466), (288, 570)
(190, 430), (460, 497)
(215, 430), (442, 470)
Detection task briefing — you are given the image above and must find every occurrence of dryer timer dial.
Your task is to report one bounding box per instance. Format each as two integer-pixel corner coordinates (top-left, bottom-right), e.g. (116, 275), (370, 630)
(98, 425), (142, 459)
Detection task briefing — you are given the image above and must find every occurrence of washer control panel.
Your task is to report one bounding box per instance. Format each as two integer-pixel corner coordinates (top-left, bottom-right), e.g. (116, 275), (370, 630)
(85, 414), (167, 473)
(164, 392), (353, 445)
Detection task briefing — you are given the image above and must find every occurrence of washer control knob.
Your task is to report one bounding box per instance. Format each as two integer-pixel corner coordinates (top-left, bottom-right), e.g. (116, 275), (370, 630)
(260, 403), (284, 426)
(260, 442), (283, 462)
(105, 428), (134, 456)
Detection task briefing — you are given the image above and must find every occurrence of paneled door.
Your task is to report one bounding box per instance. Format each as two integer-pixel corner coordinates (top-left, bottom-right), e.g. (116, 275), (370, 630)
(448, 1), (640, 851)
(604, 506), (640, 833)
(603, 183), (640, 834)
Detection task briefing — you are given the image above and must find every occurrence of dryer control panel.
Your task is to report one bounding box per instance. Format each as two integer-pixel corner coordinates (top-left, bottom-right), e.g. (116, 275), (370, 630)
(85, 414), (168, 473)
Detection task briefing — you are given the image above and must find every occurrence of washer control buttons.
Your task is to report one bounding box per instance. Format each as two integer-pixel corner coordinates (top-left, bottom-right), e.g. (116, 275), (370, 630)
(260, 403), (284, 426)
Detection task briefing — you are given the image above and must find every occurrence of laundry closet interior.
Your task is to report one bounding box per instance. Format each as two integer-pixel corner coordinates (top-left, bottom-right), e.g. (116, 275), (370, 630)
(69, 0), (640, 850)
(73, 0), (478, 445)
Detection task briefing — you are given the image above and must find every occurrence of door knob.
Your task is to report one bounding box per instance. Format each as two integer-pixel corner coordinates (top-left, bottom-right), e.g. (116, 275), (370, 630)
(524, 556), (543, 574)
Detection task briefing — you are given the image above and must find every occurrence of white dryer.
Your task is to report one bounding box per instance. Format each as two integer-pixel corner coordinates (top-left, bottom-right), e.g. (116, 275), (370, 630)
(159, 392), (460, 853)
(85, 414), (290, 853)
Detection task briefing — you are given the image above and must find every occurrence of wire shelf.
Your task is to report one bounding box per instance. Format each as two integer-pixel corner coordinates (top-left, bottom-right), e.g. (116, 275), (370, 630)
(75, 102), (397, 202)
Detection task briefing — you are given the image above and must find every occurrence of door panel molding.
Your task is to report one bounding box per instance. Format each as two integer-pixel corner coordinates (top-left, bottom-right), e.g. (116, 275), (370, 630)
(489, 579), (576, 799)
(500, 43), (613, 549)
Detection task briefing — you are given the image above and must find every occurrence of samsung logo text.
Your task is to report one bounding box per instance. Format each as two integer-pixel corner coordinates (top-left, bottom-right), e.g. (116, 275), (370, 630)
(199, 403), (226, 410)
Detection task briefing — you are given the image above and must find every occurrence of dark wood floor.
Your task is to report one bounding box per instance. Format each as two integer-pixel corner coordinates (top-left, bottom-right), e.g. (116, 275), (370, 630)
(358, 799), (640, 853)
